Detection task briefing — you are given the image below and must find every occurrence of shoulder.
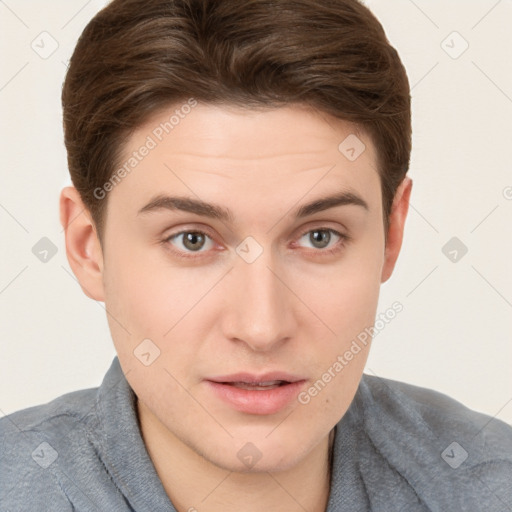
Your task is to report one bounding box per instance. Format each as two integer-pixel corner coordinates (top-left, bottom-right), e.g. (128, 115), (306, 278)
(0, 386), (100, 443)
(0, 387), (99, 510)
(356, 373), (512, 509)
(0, 387), (99, 434)
(360, 373), (512, 443)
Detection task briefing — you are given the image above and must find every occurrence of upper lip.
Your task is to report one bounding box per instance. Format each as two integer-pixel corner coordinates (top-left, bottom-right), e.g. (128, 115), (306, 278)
(206, 372), (306, 384)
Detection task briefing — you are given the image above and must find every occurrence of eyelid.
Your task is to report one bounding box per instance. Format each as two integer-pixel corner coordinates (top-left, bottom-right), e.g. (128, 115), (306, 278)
(162, 223), (217, 243)
(292, 218), (349, 241)
(295, 223), (346, 239)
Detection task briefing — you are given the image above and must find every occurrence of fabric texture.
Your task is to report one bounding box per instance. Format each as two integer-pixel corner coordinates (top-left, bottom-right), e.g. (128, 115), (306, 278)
(1, 357), (511, 511)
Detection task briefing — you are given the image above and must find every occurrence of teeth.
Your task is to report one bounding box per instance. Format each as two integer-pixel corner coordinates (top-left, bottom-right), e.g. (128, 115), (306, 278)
(229, 381), (285, 390)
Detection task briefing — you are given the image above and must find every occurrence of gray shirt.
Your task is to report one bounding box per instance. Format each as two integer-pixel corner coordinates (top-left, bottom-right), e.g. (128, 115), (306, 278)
(1, 357), (511, 511)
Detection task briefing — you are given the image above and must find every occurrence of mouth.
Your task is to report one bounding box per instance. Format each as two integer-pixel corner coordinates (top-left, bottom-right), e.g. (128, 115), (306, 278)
(207, 371), (305, 385)
(205, 373), (306, 415)
(220, 380), (290, 391)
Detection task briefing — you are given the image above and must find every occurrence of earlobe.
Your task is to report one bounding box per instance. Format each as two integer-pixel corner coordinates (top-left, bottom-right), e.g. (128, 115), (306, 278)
(59, 186), (105, 301)
(381, 177), (413, 283)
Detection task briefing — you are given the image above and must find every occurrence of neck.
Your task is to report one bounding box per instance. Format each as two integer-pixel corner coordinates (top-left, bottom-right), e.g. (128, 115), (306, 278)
(137, 400), (335, 512)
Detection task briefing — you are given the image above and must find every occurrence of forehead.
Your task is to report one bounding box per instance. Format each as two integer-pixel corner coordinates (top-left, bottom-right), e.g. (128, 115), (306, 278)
(106, 102), (381, 220)
(133, 102), (373, 160)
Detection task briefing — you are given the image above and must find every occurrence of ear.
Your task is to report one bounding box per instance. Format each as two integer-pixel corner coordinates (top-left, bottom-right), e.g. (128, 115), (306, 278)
(381, 176), (413, 283)
(59, 186), (105, 301)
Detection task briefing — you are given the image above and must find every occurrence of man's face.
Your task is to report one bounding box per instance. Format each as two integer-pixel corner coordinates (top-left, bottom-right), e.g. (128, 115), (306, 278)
(100, 102), (387, 472)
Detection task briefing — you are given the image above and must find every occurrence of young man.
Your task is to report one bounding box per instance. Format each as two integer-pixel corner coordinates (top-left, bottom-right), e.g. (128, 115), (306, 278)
(1, 0), (511, 510)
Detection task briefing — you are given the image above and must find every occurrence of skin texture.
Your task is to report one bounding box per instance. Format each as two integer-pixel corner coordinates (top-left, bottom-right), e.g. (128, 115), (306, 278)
(60, 102), (412, 512)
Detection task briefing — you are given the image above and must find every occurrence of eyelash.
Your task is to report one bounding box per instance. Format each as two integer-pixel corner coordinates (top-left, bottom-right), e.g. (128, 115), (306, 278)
(162, 227), (350, 260)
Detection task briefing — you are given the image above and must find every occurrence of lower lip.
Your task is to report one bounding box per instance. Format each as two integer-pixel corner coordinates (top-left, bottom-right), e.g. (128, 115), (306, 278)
(205, 380), (306, 415)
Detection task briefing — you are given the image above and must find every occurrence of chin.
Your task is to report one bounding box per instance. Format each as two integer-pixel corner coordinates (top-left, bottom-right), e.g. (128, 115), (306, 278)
(216, 450), (302, 474)
(200, 433), (313, 474)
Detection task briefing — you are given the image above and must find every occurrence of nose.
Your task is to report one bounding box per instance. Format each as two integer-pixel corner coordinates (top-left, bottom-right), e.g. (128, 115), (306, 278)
(221, 248), (297, 352)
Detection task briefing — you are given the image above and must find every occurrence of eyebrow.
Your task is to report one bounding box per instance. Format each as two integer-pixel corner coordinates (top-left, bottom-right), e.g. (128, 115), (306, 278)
(137, 190), (369, 222)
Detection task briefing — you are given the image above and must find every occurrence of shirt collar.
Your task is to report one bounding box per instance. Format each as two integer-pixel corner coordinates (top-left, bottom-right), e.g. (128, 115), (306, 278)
(95, 357), (177, 511)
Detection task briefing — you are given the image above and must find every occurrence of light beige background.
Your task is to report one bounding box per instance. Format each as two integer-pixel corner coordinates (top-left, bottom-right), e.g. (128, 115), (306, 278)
(0, 0), (511, 425)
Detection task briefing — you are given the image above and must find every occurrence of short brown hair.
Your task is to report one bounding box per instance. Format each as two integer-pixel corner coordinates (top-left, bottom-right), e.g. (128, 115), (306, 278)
(62, 0), (411, 242)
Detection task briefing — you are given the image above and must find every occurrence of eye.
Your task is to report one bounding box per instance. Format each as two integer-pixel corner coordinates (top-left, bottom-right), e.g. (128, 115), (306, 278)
(162, 226), (348, 260)
(296, 228), (347, 254)
(165, 230), (215, 254)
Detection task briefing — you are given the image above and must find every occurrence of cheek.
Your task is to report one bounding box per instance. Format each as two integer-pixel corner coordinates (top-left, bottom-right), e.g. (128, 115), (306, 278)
(101, 242), (169, 364)
(299, 274), (377, 425)
(295, 231), (383, 409)
(301, 244), (383, 339)
(102, 244), (221, 369)
(102, 251), (203, 408)
(337, 225), (384, 321)
(103, 241), (183, 331)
